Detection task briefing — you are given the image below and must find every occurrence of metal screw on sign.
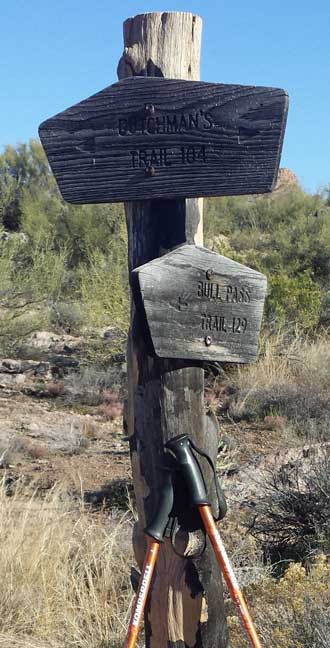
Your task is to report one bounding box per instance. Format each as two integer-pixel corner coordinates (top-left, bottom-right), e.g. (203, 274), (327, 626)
(206, 269), (214, 280)
(204, 335), (212, 346)
(145, 165), (156, 177)
(145, 103), (155, 114)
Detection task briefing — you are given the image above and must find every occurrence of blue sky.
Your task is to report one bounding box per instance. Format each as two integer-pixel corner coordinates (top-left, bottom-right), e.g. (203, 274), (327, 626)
(1, 0), (329, 193)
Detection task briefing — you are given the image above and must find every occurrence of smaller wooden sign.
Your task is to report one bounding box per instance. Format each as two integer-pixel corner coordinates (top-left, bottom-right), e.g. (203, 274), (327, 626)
(134, 245), (267, 363)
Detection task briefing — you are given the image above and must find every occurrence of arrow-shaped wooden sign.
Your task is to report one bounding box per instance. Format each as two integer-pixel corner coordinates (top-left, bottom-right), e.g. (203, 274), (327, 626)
(39, 77), (288, 204)
(133, 244), (267, 363)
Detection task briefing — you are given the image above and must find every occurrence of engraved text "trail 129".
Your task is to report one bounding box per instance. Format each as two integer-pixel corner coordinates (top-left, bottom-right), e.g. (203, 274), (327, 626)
(202, 314), (248, 334)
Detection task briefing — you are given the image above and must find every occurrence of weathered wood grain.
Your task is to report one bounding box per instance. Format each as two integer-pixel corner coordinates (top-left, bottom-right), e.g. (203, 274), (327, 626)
(118, 11), (228, 648)
(134, 244), (267, 362)
(39, 76), (288, 204)
(117, 12), (202, 80)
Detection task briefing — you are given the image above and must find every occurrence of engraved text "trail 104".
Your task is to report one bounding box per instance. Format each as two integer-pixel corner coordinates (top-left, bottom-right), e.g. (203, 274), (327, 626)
(130, 146), (207, 168)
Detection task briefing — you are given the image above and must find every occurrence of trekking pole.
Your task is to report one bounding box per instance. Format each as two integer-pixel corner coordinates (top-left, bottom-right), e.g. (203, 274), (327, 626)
(124, 538), (160, 648)
(166, 434), (263, 648)
(198, 504), (263, 648)
(123, 463), (175, 648)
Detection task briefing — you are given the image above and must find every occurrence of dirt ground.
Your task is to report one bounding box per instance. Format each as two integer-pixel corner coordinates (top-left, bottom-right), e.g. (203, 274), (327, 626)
(0, 331), (320, 513)
(0, 332), (132, 500)
(0, 391), (131, 494)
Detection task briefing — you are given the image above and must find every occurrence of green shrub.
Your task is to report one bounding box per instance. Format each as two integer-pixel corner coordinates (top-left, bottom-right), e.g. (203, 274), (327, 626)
(228, 559), (330, 648)
(78, 246), (129, 337)
(266, 272), (322, 328)
(2, 140), (330, 337)
(204, 185), (330, 330)
(247, 453), (330, 563)
(0, 234), (68, 353)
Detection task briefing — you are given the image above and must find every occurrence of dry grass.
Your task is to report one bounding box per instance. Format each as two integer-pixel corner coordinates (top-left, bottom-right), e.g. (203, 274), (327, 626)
(0, 479), (133, 648)
(236, 331), (330, 392)
(11, 437), (48, 460)
(46, 381), (65, 397)
(227, 331), (330, 440)
(220, 512), (270, 589)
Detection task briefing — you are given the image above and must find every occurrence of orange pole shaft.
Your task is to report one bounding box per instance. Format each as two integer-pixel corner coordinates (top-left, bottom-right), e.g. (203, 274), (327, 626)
(198, 505), (263, 648)
(123, 539), (160, 648)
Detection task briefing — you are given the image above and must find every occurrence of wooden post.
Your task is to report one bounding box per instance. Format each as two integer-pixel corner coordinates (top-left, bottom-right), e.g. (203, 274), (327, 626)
(118, 13), (229, 648)
(39, 11), (287, 648)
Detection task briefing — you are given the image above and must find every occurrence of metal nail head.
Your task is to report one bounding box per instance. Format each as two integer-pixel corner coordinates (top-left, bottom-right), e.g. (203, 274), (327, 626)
(206, 269), (214, 280)
(204, 336), (212, 347)
(145, 165), (156, 177)
(145, 103), (155, 114)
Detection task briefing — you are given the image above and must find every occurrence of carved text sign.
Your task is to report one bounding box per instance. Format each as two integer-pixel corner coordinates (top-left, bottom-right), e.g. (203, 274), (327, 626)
(39, 77), (288, 204)
(134, 245), (267, 363)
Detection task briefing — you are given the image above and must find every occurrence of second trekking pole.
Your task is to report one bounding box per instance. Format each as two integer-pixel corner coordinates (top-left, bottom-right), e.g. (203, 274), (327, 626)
(166, 434), (263, 648)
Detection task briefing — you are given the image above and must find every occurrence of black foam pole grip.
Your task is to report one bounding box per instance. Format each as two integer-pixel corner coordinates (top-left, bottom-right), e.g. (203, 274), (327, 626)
(144, 467), (174, 541)
(165, 435), (209, 507)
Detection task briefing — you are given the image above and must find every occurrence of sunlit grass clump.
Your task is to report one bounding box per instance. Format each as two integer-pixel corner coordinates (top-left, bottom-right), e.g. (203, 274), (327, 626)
(0, 481), (133, 648)
(228, 558), (330, 648)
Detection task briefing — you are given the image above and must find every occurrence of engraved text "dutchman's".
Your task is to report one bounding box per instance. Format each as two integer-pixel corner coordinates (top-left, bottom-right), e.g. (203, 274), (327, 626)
(118, 110), (214, 136)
